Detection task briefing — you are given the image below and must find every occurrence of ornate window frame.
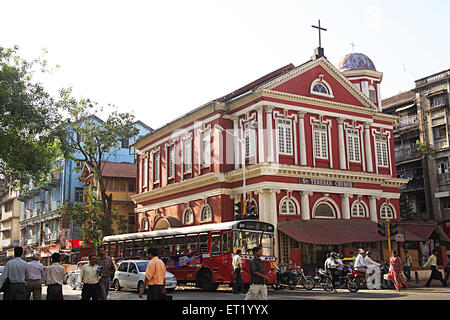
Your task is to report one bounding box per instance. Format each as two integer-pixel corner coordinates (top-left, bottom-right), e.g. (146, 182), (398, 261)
(312, 196), (340, 219)
(200, 203), (213, 222)
(182, 206), (194, 225)
(310, 74), (334, 98)
(278, 195), (299, 215)
(380, 203), (395, 219)
(351, 199), (368, 218)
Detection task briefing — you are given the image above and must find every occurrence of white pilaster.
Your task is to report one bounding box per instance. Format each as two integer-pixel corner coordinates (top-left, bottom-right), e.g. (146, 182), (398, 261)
(265, 106), (275, 163)
(233, 117), (240, 170)
(341, 194), (351, 220)
(301, 191), (312, 220)
(364, 123), (374, 173)
(338, 118), (347, 170)
(256, 106), (265, 163)
(298, 111), (307, 166)
(369, 196), (378, 223)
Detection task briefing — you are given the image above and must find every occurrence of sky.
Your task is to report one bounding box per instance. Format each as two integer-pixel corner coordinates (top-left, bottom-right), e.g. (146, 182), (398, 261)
(1, 0), (449, 130)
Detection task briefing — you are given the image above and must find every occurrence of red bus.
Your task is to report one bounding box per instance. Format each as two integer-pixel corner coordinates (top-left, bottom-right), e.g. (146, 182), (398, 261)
(102, 220), (276, 291)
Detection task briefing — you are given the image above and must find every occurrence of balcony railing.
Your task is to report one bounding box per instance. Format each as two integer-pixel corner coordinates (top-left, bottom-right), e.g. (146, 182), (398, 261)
(395, 148), (420, 162)
(397, 115), (418, 129)
(399, 176), (424, 190)
(434, 139), (449, 149)
(438, 172), (450, 185)
(45, 232), (59, 241)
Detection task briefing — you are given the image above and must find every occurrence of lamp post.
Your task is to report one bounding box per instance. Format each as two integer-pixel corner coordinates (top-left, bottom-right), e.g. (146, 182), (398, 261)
(215, 122), (257, 216)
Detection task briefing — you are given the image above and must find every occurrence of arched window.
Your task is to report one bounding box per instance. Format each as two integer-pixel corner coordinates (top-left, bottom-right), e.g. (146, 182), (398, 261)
(279, 197), (297, 215)
(380, 204), (394, 219)
(351, 201), (366, 217)
(314, 202), (335, 218)
(200, 204), (212, 221)
(312, 83), (329, 94)
(183, 207), (194, 225)
(142, 217), (149, 231)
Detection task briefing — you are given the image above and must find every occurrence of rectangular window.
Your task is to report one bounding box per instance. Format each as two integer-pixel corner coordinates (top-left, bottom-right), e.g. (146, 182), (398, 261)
(184, 139), (192, 172)
(313, 124), (328, 159)
(74, 188), (84, 203)
(277, 119), (293, 155)
(175, 235), (185, 255)
(201, 131), (210, 166)
(199, 233), (208, 253)
(168, 145), (175, 178)
(142, 156), (148, 187)
(164, 237), (174, 256)
(144, 239), (152, 255)
(153, 237), (163, 255)
(121, 137), (129, 149)
(346, 129), (361, 163)
(153, 153), (160, 183)
(375, 135), (389, 167)
(244, 122), (256, 158)
(221, 232), (231, 254)
(431, 94), (445, 107)
(187, 234), (198, 253)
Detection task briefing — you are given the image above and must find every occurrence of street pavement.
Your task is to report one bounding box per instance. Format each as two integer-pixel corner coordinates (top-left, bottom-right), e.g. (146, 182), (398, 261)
(2, 283), (445, 301)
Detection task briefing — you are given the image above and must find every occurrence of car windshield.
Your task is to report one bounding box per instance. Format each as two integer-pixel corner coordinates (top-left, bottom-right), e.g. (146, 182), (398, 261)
(0, 266), (4, 272)
(136, 261), (148, 272)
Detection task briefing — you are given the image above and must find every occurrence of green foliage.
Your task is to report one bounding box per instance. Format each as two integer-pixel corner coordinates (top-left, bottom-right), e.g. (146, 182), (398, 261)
(414, 139), (436, 158)
(0, 46), (70, 188)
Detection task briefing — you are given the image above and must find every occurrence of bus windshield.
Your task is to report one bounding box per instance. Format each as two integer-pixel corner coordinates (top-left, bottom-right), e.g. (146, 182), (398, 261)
(233, 231), (274, 256)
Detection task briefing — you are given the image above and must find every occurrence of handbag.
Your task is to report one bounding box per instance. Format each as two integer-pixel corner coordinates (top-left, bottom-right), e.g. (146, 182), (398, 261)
(0, 277), (10, 292)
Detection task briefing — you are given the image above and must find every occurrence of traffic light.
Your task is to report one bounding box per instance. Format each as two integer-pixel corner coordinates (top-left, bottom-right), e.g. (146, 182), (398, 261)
(389, 222), (398, 236)
(377, 222), (386, 237)
(234, 202), (242, 215)
(246, 200), (258, 217)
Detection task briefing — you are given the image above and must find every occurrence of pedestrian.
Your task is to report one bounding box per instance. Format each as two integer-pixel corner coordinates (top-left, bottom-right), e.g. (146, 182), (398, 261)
(388, 250), (410, 292)
(424, 249), (446, 287)
(403, 250), (413, 282)
(0, 246), (28, 300)
(245, 246), (271, 300)
(97, 245), (117, 300)
(80, 253), (101, 300)
(139, 247), (166, 300)
(443, 254), (449, 287)
(232, 249), (244, 294)
(44, 252), (66, 300)
(25, 252), (44, 300)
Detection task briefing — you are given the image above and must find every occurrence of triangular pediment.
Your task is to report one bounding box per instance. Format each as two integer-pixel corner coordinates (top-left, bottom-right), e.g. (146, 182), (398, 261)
(256, 57), (378, 111)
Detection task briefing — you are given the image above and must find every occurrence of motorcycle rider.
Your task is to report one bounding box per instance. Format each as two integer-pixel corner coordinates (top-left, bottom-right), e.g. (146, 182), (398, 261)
(279, 256), (296, 289)
(354, 248), (368, 274)
(324, 252), (339, 293)
(364, 251), (381, 268)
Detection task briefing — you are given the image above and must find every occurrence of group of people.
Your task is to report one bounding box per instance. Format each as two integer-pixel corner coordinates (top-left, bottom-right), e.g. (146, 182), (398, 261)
(0, 244), (169, 301)
(0, 247), (66, 300)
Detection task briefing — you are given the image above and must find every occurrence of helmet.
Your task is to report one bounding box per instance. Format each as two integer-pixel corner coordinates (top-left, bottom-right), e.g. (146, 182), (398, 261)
(331, 252), (338, 259)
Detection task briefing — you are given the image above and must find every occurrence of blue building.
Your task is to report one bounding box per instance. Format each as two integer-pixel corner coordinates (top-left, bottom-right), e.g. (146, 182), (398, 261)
(18, 116), (152, 264)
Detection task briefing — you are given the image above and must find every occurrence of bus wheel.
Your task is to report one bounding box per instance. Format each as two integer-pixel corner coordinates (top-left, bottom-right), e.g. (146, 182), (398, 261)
(197, 270), (218, 292)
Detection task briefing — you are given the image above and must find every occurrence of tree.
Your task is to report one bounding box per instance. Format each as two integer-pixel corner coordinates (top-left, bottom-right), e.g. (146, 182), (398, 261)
(0, 46), (69, 188)
(57, 88), (139, 241)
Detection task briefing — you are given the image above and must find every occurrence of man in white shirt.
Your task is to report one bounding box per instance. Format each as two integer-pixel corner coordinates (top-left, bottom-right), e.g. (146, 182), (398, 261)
(26, 253), (45, 300)
(364, 251), (381, 289)
(364, 251), (380, 268)
(324, 252), (338, 293)
(354, 249), (367, 273)
(80, 254), (101, 300)
(232, 249), (244, 294)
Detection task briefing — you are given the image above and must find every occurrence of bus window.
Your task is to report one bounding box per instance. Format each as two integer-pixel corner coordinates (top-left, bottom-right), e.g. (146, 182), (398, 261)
(118, 241), (124, 257)
(109, 242), (117, 257)
(221, 232), (231, 254)
(187, 234), (198, 253)
(144, 238), (153, 255)
(199, 233), (208, 253)
(175, 236), (185, 255)
(164, 237), (174, 256)
(259, 233), (274, 257)
(134, 239), (143, 257)
(211, 235), (220, 255)
(238, 231), (258, 255)
(125, 240), (133, 257)
(154, 238), (163, 256)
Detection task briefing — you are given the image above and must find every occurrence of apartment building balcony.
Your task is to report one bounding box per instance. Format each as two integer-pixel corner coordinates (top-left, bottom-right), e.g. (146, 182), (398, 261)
(438, 172), (450, 186)
(434, 138), (449, 150)
(395, 148), (420, 163)
(396, 115), (419, 130)
(399, 176), (424, 192)
(44, 232), (59, 242)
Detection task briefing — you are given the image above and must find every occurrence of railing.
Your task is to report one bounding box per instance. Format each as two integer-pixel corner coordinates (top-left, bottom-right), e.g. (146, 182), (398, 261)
(395, 148), (420, 162)
(397, 115), (418, 129)
(434, 139), (449, 149)
(45, 232), (59, 241)
(399, 176), (424, 190)
(438, 172), (450, 185)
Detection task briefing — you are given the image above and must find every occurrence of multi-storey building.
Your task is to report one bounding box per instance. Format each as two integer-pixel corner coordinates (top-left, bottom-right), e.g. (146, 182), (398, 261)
(80, 161), (137, 234)
(18, 117), (152, 264)
(0, 187), (23, 264)
(131, 47), (407, 272)
(382, 69), (450, 267)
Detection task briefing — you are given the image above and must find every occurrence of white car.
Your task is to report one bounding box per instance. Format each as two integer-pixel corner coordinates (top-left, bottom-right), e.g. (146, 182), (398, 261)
(66, 260), (89, 290)
(113, 259), (177, 293)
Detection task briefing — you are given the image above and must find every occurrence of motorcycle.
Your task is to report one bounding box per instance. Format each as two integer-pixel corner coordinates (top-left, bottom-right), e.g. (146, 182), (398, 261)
(314, 265), (359, 292)
(380, 261), (395, 289)
(272, 266), (315, 290)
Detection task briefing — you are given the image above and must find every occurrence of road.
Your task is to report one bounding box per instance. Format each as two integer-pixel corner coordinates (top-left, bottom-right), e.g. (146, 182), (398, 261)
(55, 284), (450, 300)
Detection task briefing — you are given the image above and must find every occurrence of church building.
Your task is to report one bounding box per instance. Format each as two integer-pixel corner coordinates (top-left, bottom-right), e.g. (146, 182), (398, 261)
(131, 43), (407, 272)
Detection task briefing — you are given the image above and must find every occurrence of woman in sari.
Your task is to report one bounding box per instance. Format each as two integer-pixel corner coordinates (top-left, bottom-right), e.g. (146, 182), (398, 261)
(388, 250), (410, 291)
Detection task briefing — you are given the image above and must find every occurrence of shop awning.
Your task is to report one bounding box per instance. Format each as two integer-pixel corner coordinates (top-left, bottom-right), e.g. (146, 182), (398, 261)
(278, 220), (385, 245)
(277, 220), (439, 245)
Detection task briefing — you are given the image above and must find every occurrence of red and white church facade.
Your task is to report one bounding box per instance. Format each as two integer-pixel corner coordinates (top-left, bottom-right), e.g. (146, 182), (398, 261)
(131, 48), (407, 271)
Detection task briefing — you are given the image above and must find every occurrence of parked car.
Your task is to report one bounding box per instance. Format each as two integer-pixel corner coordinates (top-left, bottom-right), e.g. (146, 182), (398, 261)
(66, 260), (89, 290)
(113, 259), (177, 293)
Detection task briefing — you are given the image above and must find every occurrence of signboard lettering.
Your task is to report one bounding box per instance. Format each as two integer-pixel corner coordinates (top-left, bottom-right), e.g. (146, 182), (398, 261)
(299, 178), (354, 188)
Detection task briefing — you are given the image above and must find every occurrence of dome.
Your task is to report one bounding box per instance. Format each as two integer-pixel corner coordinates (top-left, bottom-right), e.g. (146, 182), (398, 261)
(338, 53), (376, 72)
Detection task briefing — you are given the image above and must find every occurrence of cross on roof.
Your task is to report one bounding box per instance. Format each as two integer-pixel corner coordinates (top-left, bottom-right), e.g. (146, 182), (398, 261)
(350, 42), (356, 52)
(312, 19), (327, 48)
